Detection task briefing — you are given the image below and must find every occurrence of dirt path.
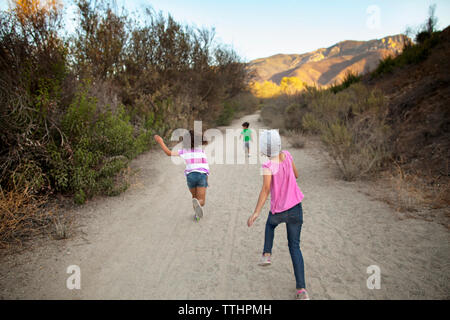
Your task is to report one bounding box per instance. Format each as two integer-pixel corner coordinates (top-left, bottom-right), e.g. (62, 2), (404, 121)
(1, 113), (449, 299)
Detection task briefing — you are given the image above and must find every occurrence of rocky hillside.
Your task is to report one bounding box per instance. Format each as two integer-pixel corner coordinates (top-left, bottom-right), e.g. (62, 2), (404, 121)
(249, 35), (410, 86)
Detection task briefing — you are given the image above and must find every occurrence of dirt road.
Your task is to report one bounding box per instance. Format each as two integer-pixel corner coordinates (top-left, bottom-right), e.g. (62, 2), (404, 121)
(1, 113), (448, 299)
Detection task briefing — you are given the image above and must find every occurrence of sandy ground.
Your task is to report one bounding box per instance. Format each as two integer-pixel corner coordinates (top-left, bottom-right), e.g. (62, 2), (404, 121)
(0, 113), (449, 300)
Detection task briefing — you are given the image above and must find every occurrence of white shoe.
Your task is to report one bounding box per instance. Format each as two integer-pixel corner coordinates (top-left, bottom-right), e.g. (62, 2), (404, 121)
(192, 198), (203, 220)
(295, 289), (310, 300)
(258, 254), (272, 266)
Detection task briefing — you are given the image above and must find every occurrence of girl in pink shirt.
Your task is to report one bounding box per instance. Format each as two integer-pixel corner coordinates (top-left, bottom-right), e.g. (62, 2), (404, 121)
(247, 130), (309, 300)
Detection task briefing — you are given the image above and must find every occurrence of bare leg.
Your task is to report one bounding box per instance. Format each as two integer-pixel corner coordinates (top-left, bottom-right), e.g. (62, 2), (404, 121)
(195, 187), (207, 206)
(189, 188), (197, 199)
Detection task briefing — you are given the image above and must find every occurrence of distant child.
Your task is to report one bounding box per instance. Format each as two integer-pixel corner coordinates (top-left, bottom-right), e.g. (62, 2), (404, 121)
(154, 130), (209, 221)
(240, 122), (252, 156)
(247, 129), (309, 300)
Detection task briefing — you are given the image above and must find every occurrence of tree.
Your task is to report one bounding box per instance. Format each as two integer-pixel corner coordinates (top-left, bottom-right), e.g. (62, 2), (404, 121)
(415, 4), (438, 44)
(280, 77), (306, 95)
(71, 0), (128, 80)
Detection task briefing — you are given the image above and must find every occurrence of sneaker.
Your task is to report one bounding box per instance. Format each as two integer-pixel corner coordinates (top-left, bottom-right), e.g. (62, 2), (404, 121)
(192, 198), (203, 220)
(258, 254), (272, 266)
(295, 289), (310, 300)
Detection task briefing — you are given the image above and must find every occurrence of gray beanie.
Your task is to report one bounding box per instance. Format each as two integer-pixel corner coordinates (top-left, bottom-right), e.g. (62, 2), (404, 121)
(259, 129), (281, 157)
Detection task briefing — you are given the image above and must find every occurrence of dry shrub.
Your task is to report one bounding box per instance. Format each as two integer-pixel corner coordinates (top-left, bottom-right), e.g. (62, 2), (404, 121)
(260, 84), (391, 180)
(215, 92), (259, 126)
(52, 215), (70, 240)
(261, 106), (285, 130)
(0, 186), (54, 249)
(386, 170), (425, 212)
(321, 116), (391, 181)
(260, 95), (290, 129)
(305, 84), (391, 180)
(285, 130), (305, 149)
(380, 163), (450, 225)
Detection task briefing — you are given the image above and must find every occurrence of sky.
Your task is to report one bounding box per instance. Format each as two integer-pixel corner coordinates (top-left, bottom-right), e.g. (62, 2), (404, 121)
(2, 0), (450, 61)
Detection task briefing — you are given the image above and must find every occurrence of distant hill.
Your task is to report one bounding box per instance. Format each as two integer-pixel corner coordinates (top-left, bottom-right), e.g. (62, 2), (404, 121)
(249, 35), (410, 87)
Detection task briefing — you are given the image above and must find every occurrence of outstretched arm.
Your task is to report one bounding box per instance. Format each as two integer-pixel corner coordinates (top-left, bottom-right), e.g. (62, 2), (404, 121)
(154, 135), (179, 157)
(247, 169), (272, 227)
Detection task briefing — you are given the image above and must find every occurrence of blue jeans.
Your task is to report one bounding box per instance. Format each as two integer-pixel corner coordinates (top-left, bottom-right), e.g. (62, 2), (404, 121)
(186, 172), (208, 189)
(263, 202), (306, 289)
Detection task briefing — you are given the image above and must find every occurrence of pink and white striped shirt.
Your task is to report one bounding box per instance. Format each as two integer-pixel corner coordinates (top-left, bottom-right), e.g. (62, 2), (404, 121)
(178, 148), (210, 176)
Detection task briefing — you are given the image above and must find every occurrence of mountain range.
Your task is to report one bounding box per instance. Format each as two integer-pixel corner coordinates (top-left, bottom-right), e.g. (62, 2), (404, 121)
(248, 34), (411, 87)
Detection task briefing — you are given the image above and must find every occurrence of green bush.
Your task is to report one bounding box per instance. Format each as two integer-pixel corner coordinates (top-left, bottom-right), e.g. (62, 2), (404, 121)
(47, 142), (72, 192)
(214, 92), (259, 126)
(97, 156), (130, 196)
(61, 87), (153, 203)
(329, 71), (362, 94)
(216, 101), (235, 126)
(74, 189), (86, 205)
(95, 105), (135, 157)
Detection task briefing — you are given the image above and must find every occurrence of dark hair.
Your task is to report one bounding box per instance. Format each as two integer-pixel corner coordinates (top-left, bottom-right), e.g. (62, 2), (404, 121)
(183, 130), (207, 150)
(242, 122), (249, 128)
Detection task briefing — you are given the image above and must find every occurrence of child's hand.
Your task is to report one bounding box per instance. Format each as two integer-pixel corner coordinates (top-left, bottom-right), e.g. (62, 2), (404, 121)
(247, 212), (259, 227)
(154, 135), (163, 144)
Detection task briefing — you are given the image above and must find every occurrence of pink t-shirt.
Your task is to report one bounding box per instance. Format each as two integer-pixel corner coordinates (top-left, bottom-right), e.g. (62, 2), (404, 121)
(262, 150), (304, 214)
(178, 148), (210, 176)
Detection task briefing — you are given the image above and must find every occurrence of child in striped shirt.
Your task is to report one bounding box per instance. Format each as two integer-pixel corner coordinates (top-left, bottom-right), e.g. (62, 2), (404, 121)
(154, 130), (209, 221)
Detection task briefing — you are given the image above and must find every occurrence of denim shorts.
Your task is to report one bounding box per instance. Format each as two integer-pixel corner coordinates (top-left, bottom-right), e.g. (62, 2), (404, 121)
(186, 172), (208, 189)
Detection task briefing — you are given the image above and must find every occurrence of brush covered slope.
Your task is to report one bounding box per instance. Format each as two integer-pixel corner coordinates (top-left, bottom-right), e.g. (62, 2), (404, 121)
(367, 26), (450, 186)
